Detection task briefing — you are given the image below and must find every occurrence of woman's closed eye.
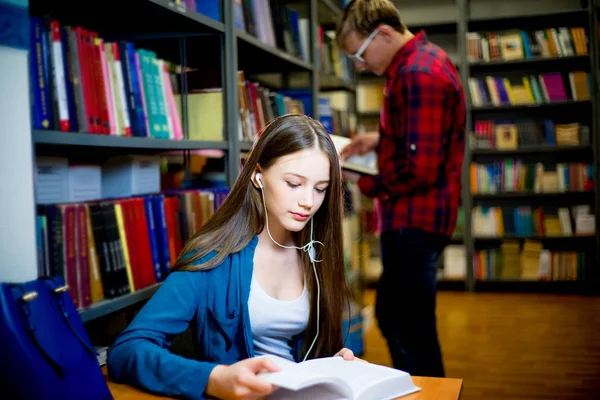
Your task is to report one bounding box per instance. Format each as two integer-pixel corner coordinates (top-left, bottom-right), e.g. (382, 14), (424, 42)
(287, 181), (327, 194)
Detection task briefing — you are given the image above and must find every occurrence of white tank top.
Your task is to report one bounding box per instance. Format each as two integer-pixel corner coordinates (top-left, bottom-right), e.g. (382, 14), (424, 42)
(248, 272), (309, 361)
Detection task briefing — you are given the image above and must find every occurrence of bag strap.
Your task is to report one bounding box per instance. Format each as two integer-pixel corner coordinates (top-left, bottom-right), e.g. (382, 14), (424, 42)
(15, 284), (67, 378)
(41, 277), (97, 360)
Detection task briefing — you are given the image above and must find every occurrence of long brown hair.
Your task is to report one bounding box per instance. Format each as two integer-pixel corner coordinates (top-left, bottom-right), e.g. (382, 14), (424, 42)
(172, 114), (351, 359)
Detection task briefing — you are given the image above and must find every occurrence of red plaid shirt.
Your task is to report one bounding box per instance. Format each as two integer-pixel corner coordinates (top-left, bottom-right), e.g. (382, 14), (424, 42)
(358, 31), (466, 237)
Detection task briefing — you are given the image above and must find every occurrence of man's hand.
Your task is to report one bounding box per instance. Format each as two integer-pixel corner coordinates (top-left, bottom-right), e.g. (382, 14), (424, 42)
(205, 357), (281, 400)
(334, 348), (368, 363)
(342, 170), (361, 184)
(340, 133), (380, 159)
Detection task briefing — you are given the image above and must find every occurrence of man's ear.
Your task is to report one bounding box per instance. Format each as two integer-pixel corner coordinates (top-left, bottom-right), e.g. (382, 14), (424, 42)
(377, 24), (394, 41)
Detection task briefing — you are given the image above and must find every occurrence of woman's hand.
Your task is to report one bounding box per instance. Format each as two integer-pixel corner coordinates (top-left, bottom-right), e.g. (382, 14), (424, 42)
(205, 357), (281, 400)
(334, 348), (368, 363)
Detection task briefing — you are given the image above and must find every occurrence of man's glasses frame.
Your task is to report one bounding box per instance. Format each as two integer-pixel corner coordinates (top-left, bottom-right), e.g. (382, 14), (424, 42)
(349, 28), (379, 63)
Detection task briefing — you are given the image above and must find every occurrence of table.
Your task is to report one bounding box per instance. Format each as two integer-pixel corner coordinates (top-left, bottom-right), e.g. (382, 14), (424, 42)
(102, 367), (462, 399)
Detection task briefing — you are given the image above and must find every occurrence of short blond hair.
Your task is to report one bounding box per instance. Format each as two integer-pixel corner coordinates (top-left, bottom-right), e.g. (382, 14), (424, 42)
(336, 0), (405, 49)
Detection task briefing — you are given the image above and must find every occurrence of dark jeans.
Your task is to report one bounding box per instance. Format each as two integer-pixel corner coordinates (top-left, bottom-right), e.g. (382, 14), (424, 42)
(375, 228), (448, 377)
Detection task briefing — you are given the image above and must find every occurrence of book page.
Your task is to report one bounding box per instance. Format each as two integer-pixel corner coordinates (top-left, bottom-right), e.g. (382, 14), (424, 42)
(258, 356), (352, 398)
(329, 134), (378, 176)
(297, 357), (420, 400)
(258, 356), (419, 400)
(269, 383), (347, 400)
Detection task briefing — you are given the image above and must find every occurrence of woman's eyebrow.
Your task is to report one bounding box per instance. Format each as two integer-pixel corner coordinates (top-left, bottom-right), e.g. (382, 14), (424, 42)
(284, 172), (330, 184)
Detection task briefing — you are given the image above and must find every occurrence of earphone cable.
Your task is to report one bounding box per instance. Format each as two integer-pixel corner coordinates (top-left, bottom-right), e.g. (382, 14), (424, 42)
(259, 184), (322, 361)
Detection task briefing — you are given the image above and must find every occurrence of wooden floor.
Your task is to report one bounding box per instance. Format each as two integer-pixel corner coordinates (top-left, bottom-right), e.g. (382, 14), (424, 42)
(361, 289), (600, 400)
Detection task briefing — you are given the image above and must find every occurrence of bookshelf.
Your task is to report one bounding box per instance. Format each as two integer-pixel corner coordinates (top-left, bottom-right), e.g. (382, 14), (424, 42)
(353, 0), (600, 294)
(27, 0), (359, 323)
(33, 129), (229, 150)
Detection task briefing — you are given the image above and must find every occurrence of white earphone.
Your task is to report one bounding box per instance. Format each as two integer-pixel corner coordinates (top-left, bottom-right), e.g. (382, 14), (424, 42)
(255, 172), (321, 361)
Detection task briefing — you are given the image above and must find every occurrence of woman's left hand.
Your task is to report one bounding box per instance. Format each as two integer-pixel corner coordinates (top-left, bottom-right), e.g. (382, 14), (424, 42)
(334, 348), (368, 362)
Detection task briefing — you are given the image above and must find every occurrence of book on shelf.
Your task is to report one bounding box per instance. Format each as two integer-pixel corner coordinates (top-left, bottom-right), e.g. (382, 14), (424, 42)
(235, 0), (310, 63)
(474, 241), (589, 281)
(468, 71), (590, 108)
(466, 26), (588, 63)
(237, 71), (307, 142)
(469, 160), (594, 194)
(330, 134), (378, 176)
(30, 16), (185, 140)
(34, 187), (229, 311)
(471, 119), (590, 150)
(318, 28), (355, 82)
(258, 355), (421, 400)
(471, 204), (594, 239)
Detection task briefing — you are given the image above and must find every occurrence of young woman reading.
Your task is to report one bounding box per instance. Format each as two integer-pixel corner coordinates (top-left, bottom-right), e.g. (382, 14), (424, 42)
(107, 114), (355, 400)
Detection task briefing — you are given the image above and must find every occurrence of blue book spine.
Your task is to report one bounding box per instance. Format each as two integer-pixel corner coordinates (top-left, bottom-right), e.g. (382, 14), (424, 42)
(234, 0), (245, 30)
(36, 215), (45, 275)
(126, 42), (148, 137)
(30, 17), (52, 129)
(144, 195), (163, 282)
(119, 41), (139, 136)
(196, 0), (222, 22)
(30, 17), (43, 129)
(152, 195), (171, 278)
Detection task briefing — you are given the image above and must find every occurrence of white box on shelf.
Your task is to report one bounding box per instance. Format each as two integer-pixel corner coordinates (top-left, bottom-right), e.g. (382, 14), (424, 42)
(102, 155), (161, 199)
(35, 156), (69, 204)
(68, 164), (102, 202)
(35, 157), (101, 204)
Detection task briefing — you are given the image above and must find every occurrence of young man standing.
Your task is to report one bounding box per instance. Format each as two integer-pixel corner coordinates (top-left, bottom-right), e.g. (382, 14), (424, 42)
(337, 0), (466, 378)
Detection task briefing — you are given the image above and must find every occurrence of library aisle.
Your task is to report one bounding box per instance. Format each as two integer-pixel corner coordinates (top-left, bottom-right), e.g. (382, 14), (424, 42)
(361, 289), (600, 400)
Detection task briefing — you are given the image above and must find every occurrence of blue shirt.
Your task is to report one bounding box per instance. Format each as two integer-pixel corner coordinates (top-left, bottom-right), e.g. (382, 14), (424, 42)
(106, 235), (306, 400)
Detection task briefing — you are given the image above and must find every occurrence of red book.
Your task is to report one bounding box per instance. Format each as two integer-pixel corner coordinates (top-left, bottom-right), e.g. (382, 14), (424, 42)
(76, 204), (92, 308)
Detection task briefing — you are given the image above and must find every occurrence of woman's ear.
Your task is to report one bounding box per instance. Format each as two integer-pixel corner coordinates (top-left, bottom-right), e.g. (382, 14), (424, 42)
(252, 167), (263, 189)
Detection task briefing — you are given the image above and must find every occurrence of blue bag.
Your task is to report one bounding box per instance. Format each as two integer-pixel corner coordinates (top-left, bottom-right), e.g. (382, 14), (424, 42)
(0, 276), (113, 400)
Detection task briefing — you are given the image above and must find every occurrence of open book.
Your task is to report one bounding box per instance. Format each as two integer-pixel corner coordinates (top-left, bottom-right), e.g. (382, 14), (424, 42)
(258, 355), (420, 400)
(329, 134), (378, 176)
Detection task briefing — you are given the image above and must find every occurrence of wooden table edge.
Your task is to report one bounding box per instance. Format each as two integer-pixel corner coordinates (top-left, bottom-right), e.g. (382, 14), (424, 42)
(103, 366), (463, 399)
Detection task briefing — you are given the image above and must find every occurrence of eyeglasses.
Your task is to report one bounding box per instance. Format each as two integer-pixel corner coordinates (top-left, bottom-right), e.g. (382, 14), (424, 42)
(349, 29), (379, 63)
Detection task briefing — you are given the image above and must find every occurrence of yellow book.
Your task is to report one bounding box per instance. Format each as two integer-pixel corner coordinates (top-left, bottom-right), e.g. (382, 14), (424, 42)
(495, 207), (504, 237)
(521, 77), (535, 103)
(114, 203), (134, 293)
(85, 204), (104, 304)
(175, 90), (224, 141)
(470, 163), (478, 194)
(503, 78), (515, 104)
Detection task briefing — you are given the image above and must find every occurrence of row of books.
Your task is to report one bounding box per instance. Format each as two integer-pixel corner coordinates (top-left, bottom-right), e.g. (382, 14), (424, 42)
(177, 0), (309, 63)
(469, 161), (594, 194)
(318, 96), (354, 138)
(172, 70), (310, 143)
(468, 71), (591, 107)
(237, 72), (306, 142)
(319, 29), (354, 83)
(235, 0), (309, 63)
(181, 1), (352, 82)
(35, 188), (228, 310)
(474, 242), (588, 281)
(466, 27), (589, 62)
(471, 119), (590, 150)
(31, 17), (185, 139)
(472, 205), (595, 239)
